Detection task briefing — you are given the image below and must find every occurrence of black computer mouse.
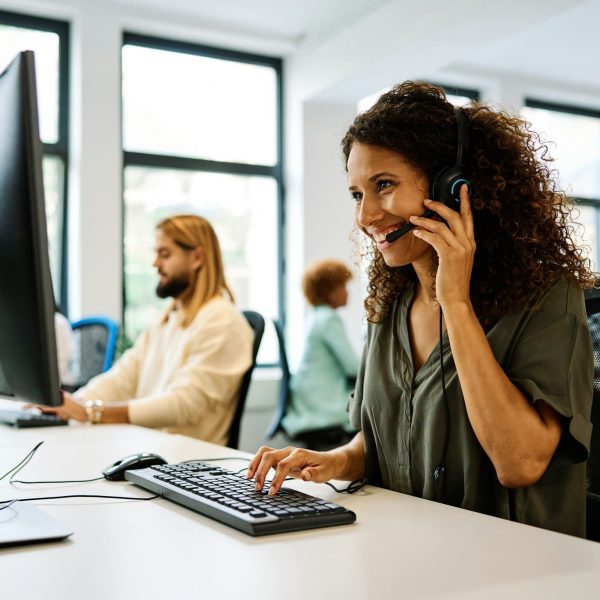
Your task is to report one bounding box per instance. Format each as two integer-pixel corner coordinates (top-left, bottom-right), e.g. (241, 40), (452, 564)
(103, 452), (168, 481)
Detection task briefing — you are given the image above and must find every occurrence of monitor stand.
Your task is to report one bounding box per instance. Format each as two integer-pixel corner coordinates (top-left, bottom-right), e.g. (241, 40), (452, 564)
(0, 502), (73, 547)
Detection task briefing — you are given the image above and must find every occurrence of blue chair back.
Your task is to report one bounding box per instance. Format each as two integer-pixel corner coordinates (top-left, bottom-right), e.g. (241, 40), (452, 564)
(71, 316), (119, 386)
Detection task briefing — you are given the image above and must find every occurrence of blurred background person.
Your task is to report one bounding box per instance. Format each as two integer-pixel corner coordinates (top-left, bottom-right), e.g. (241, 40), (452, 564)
(282, 259), (359, 450)
(40, 215), (253, 445)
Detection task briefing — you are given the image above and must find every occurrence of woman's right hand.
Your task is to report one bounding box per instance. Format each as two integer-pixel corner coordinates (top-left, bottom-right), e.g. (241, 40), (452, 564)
(247, 445), (344, 496)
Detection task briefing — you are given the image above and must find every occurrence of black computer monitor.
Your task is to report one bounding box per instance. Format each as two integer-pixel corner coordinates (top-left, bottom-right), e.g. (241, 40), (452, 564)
(0, 51), (61, 407)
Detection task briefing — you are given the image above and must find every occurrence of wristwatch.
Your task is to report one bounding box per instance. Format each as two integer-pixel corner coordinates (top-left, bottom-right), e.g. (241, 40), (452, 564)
(84, 399), (105, 424)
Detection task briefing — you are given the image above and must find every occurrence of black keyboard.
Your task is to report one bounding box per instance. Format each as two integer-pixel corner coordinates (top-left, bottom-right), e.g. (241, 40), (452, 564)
(0, 408), (68, 428)
(125, 461), (356, 536)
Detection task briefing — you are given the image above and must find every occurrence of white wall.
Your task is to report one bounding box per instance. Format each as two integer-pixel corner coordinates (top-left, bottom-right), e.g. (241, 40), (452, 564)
(285, 100), (365, 367)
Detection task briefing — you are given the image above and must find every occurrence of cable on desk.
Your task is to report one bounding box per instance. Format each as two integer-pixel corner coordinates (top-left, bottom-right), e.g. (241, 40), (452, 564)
(1, 443), (161, 505)
(0, 493), (160, 507)
(323, 479), (368, 494)
(0, 498), (18, 512)
(2, 440), (105, 485)
(12, 476), (105, 484)
(0, 441), (44, 482)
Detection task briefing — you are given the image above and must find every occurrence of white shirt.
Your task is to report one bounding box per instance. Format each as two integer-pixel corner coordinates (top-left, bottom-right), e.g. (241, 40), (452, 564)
(76, 296), (253, 445)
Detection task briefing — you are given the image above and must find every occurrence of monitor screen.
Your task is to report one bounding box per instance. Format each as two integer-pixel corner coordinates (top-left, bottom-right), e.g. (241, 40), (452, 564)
(0, 360), (11, 397)
(0, 51), (61, 407)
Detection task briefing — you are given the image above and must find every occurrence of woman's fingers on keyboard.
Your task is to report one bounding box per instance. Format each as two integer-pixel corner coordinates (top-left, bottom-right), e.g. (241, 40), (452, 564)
(267, 449), (321, 495)
(247, 445), (274, 480)
(250, 446), (336, 495)
(268, 455), (300, 495)
(252, 446), (295, 491)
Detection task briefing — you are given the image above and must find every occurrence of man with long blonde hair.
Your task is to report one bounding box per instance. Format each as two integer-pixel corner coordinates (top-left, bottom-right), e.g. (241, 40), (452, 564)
(41, 215), (253, 445)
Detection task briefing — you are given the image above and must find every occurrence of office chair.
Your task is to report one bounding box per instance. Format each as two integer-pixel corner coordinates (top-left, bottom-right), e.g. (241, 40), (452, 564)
(265, 319), (291, 439)
(265, 320), (355, 451)
(71, 316), (119, 388)
(584, 288), (600, 542)
(226, 310), (265, 449)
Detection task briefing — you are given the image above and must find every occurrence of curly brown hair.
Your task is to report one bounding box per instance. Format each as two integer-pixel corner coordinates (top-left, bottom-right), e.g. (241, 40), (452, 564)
(302, 259), (353, 306)
(341, 81), (594, 326)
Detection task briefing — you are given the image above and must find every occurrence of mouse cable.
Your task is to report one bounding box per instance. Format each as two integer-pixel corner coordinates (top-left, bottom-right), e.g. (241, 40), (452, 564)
(12, 476), (106, 485)
(0, 492), (160, 511)
(5, 449), (252, 486)
(0, 440), (44, 482)
(2, 440), (105, 485)
(323, 478), (368, 494)
(0, 498), (18, 511)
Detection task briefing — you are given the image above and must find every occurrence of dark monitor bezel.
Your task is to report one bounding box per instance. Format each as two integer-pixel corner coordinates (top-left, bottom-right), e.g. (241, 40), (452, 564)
(0, 51), (61, 407)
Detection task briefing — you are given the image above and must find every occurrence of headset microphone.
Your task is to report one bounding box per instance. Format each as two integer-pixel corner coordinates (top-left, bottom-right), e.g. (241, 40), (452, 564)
(385, 106), (471, 245)
(385, 210), (435, 243)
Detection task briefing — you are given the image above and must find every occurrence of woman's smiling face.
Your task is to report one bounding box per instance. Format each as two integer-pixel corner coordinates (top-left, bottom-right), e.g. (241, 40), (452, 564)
(348, 142), (432, 268)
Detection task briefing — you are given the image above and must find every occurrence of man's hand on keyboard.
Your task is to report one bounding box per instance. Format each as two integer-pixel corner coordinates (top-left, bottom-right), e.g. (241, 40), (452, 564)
(33, 391), (87, 422)
(248, 446), (343, 496)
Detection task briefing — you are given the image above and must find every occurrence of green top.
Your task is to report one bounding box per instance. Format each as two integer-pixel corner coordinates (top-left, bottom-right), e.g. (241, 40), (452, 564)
(349, 278), (593, 537)
(283, 305), (359, 436)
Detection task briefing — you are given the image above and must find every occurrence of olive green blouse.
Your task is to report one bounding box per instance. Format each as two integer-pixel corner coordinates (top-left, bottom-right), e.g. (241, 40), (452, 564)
(349, 278), (593, 537)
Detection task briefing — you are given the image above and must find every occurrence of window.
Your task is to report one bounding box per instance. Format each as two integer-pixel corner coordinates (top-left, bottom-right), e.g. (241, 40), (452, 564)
(0, 11), (70, 307)
(122, 34), (283, 364)
(522, 100), (600, 270)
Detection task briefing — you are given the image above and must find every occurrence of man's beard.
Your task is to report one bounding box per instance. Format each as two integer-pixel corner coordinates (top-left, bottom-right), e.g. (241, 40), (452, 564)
(156, 274), (191, 299)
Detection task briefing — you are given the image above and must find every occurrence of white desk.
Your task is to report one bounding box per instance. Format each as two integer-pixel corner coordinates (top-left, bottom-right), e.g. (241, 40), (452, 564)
(1, 421), (599, 600)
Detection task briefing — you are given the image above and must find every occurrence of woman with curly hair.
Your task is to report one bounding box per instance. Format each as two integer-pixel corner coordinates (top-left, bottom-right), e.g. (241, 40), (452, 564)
(249, 82), (594, 537)
(282, 259), (359, 449)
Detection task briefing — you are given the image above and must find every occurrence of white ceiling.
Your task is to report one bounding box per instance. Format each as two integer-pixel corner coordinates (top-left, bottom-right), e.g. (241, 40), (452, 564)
(109, 0), (600, 101)
(111, 0), (392, 45)
(452, 0), (600, 94)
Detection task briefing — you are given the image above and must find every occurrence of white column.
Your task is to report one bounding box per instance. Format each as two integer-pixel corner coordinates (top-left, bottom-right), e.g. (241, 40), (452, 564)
(68, 5), (122, 320)
(286, 99), (364, 369)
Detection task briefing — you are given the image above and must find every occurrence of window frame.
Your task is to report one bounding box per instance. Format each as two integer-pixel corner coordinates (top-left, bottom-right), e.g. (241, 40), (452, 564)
(525, 98), (600, 268)
(430, 83), (480, 103)
(121, 32), (284, 366)
(0, 10), (71, 311)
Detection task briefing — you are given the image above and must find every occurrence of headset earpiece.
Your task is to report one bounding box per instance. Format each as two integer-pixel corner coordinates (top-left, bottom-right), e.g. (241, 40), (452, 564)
(430, 166), (471, 208)
(430, 107), (471, 209)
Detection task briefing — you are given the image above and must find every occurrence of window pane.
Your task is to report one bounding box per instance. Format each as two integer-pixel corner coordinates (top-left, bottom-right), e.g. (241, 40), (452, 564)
(0, 25), (59, 144)
(446, 93), (473, 107)
(122, 45), (277, 166)
(42, 155), (64, 301)
(123, 166), (279, 363)
(522, 106), (600, 199)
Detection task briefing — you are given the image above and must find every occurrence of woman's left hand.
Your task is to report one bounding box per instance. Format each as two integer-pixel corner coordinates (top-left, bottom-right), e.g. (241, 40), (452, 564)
(36, 391), (88, 422)
(410, 184), (475, 310)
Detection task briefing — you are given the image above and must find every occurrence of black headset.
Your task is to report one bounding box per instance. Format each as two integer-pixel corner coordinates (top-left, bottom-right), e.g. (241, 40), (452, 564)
(385, 106), (471, 243)
(430, 106), (471, 209)
(431, 107), (472, 503)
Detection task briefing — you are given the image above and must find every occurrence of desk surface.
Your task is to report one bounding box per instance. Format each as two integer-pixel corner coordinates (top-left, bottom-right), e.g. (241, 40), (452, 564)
(1, 418), (599, 600)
